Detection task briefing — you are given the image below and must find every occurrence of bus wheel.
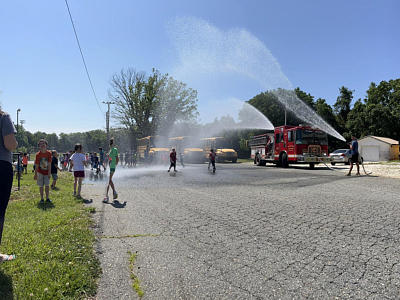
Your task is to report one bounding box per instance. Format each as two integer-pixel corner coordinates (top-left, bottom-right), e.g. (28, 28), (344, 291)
(232, 158), (237, 163)
(309, 163), (315, 169)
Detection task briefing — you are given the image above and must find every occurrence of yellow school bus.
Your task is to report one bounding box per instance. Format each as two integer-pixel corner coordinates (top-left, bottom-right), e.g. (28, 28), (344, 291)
(137, 136), (169, 164)
(168, 136), (204, 163)
(201, 137), (238, 163)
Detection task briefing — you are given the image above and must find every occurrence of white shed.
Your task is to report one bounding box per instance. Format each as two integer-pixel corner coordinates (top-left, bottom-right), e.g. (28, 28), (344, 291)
(358, 136), (399, 162)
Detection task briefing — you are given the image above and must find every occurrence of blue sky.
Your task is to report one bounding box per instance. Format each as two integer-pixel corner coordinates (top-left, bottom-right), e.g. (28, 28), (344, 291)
(0, 0), (399, 134)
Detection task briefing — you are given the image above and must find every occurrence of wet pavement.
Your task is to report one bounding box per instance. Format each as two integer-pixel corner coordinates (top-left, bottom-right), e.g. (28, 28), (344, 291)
(82, 162), (400, 299)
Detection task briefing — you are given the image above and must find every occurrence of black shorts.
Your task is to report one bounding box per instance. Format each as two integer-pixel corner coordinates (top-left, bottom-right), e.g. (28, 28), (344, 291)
(351, 153), (359, 163)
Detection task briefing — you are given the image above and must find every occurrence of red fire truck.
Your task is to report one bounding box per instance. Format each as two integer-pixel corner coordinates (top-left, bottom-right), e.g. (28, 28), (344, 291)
(249, 125), (330, 169)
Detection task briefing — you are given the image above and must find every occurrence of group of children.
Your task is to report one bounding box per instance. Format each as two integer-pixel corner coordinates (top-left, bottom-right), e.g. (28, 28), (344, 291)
(31, 138), (119, 203)
(86, 148), (107, 173)
(30, 139), (216, 204)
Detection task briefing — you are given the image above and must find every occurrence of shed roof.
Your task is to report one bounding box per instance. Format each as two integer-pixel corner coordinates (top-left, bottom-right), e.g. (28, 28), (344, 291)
(359, 136), (399, 145)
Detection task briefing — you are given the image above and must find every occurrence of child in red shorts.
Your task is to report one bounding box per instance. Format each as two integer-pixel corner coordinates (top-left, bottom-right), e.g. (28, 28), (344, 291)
(69, 144), (87, 198)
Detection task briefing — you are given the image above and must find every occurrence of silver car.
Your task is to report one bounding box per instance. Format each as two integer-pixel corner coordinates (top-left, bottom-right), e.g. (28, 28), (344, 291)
(329, 149), (350, 165)
(330, 149), (364, 165)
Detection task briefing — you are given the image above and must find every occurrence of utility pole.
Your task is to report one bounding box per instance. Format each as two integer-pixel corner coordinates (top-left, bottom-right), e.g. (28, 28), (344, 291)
(16, 108), (21, 133)
(102, 101), (114, 150)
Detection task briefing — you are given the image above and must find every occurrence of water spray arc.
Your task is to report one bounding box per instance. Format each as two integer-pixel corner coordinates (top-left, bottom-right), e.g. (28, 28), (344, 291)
(168, 16), (346, 142)
(271, 89), (346, 141)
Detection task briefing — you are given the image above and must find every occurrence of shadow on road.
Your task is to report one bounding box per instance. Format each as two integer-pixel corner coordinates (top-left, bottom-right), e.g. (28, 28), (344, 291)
(77, 197), (93, 204)
(110, 200), (127, 208)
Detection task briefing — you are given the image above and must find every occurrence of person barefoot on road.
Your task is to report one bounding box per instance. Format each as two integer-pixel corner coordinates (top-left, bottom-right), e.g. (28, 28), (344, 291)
(69, 144), (87, 198)
(168, 148), (177, 172)
(347, 135), (360, 176)
(104, 138), (119, 203)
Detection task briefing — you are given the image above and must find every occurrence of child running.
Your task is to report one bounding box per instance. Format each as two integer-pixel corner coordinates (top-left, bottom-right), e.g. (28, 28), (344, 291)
(208, 149), (216, 173)
(51, 150), (62, 189)
(104, 138), (119, 203)
(34, 139), (52, 204)
(69, 144), (87, 198)
(168, 148), (177, 172)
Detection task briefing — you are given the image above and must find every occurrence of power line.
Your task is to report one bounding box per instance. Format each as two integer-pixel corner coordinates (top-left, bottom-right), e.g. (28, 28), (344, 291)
(64, 0), (104, 117)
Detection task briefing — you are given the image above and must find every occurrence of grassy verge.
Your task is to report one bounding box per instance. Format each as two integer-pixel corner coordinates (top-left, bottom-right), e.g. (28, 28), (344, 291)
(128, 251), (144, 298)
(0, 166), (101, 299)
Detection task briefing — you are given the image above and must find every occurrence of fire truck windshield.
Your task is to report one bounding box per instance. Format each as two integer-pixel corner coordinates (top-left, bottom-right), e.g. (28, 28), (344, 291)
(295, 129), (328, 145)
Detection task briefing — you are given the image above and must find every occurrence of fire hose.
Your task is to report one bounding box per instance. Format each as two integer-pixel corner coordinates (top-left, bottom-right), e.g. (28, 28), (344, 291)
(322, 159), (372, 176)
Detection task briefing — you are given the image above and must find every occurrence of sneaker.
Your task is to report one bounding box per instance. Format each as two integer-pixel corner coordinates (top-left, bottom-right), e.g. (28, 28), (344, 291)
(46, 198), (52, 203)
(167, 169), (170, 172)
(113, 191), (118, 200)
(103, 196), (109, 203)
(39, 199), (44, 204)
(174, 170), (177, 172)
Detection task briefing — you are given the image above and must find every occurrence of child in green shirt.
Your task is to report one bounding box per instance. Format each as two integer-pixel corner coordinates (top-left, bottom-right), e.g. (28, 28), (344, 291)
(104, 138), (119, 202)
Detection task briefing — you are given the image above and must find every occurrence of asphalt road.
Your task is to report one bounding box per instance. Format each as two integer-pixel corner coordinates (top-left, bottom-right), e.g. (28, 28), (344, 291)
(82, 162), (400, 299)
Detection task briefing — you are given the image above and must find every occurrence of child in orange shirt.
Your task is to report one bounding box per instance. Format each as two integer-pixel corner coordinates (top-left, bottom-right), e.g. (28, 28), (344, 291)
(34, 139), (52, 204)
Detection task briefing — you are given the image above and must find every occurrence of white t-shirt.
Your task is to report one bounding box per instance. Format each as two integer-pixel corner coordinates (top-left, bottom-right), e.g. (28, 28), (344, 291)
(70, 153), (86, 171)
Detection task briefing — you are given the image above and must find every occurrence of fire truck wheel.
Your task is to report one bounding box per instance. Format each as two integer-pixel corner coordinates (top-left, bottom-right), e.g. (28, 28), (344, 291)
(281, 153), (288, 168)
(309, 163), (315, 169)
(256, 155), (262, 166)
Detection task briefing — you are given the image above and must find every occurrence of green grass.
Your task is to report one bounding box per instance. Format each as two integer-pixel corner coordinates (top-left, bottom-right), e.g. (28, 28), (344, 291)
(128, 251), (144, 298)
(0, 166), (101, 299)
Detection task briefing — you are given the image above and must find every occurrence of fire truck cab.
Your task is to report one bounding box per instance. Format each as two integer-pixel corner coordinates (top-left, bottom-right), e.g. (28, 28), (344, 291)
(249, 125), (330, 169)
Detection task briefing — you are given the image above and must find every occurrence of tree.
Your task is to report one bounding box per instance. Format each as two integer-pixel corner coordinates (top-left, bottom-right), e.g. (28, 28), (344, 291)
(155, 77), (198, 136)
(295, 87), (315, 110)
(110, 68), (198, 140)
(247, 91), (302, 127)
(345, 79), (400, 141)
(334, 86), (353, 132)
(315, 98), (337, 128)
(363, 79), (400, 140)
(346, 99), (367, 139)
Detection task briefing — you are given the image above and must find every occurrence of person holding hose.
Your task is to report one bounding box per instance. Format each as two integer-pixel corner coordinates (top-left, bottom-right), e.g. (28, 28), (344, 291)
(347, 135), (360, 176)
(0, 108), (17, 262)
